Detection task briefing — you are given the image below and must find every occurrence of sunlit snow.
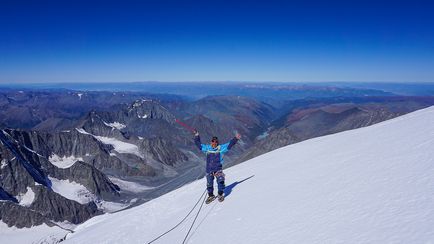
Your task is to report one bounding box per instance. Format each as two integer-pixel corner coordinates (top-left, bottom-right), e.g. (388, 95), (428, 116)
(0, 221), (68, 244)
(16, 187), (35, 207)
(49, 177), (128, 212)
(94, 136), (142, 158)
(0, 159), (7, 169)
(75, 128), (142, 158)
(103, 121), (126, 130)
(49, 154), (83, 169)
(49, 177), (94, 204)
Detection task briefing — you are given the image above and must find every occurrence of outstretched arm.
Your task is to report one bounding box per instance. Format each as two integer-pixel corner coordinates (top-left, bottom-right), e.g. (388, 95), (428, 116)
(194, 134), (202, 151)
(220, 133), (241, 153)
(193, 130), (208, 152)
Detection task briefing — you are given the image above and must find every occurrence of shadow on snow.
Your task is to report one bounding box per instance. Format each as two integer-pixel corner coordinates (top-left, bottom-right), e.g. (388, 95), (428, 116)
(224, 175), (255, 198)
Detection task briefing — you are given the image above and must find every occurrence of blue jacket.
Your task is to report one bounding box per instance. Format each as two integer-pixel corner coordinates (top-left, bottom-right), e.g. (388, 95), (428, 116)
(194, 135), (238, 173)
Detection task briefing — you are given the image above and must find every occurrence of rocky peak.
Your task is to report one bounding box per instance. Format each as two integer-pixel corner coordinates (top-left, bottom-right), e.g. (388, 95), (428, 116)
(128, 99), (175, 122)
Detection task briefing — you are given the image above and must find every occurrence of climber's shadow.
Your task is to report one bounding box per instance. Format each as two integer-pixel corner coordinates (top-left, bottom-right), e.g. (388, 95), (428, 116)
(224, 175), (255, 198)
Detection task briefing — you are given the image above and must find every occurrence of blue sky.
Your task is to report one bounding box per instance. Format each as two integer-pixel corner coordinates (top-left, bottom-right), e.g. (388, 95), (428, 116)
(1, 0), (433, 83)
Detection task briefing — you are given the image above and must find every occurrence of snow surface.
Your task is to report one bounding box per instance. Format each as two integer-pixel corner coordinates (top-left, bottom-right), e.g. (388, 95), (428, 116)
(16, 187), (35, 207)
(94, 136), (142, 158)
(108, 177), (154, 193)
(0, 221), (68, 244)
(53, 221), (76, 231)
(23, 145), (43, 157)
(64, 106), (434, 244)
(75, 128), (142, 158)
(49, 177), (94, 204)
(49, 154), (83, 169)
(49, 176), (129, 212)
(97, 201), (129, 212)
(103, 121), (126, 130)
(75, 128), (91, 135)
(1, 159), (7, 169)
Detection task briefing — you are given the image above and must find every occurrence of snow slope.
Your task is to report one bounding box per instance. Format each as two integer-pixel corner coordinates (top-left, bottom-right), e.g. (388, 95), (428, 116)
(75, 128), (143, 158)
(0, 221), (68, 244)
(64, 106), (434, 244)
(49, 154), (83, 168)
(49, 176), (129, 212)
(16, 187), (35, 207)
(49, 177), (95, 204)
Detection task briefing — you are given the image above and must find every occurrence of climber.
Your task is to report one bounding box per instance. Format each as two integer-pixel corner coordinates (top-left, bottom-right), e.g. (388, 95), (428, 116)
(193, 130), (241, 203)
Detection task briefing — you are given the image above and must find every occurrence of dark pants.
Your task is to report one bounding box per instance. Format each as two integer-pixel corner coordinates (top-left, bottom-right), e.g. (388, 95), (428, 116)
(207, 170), (225, 196)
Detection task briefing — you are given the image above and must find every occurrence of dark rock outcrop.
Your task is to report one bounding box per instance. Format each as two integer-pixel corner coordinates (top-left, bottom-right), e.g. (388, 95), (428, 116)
(0, 202), (53, 228)
(29, 185), (101, 224)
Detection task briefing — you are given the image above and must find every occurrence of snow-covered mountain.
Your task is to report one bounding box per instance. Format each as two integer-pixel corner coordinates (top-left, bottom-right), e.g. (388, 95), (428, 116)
(56, 106), (434, 244)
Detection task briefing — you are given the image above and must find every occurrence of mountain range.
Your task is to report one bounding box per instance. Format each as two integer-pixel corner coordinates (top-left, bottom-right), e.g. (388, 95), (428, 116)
(1, 86), (434, 243)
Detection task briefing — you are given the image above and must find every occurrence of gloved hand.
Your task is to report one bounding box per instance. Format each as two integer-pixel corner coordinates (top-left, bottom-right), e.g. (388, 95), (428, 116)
(193, 129), (199, 137)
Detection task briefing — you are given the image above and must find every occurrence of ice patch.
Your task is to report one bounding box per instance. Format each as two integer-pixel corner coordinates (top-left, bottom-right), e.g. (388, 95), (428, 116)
(94, 136), (142, 158)
(75, 128), (142, 158)
(49, 154), (83, 169)
(76, 128), (91, 135)
(16, 187), (35, 207)
(257, 131), (269, 140)
(1, 159), (7, 169)
(138, 114), (148, 119)
(108, 177), (153, 193)
(49, 177), (127, 212)
(49, 177), (95, 204)
(23, 145), (43, 157)
(103, 121), (126, 130)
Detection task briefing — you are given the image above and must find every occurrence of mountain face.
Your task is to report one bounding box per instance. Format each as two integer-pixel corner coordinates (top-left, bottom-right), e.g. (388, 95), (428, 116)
(78, 100), (180, 140)
(7, 81), (394, 104)
(62, 106), (434, 244)
(0, 89), (186, 131)
(0, 96), (277, 230)
(77, 96), (278, 170)
(75, 100), (191, 169)
(173, 96), (277, 149)
(236, 98), (434, 163)
(0, 129), (103, 228)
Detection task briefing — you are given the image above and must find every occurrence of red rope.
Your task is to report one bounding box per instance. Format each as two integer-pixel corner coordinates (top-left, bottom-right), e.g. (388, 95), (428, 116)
(175, 119), (195, 132)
